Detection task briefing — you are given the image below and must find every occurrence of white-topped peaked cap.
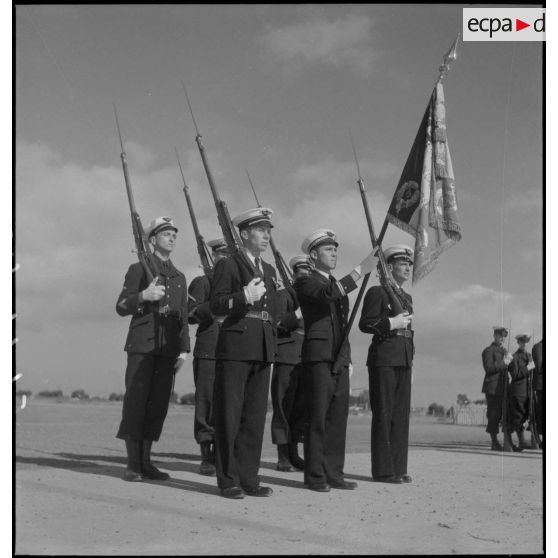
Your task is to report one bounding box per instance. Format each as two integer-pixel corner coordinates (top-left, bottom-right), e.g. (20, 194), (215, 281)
(207, 238), (228, 252)
(515, 333), (531, 342)
(301, 229), (338, 254)
(383, 244), (414, 264)
(232, 207), (274, 229)
(493, 326), (509, 336)
(146, 216), (178, 238)
(289, 255), (312, 270)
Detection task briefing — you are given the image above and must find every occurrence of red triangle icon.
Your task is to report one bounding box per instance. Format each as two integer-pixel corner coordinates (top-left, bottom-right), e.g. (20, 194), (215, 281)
(516, 19), (530, 31)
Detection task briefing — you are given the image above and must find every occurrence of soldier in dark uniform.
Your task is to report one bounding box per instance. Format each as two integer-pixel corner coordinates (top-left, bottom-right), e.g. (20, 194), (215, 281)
(359, 245), (414, 484)
(508, 333), (534, 451)
(532, 338), (544, 446)
(210, 208), (279, 499)
(271, 255), (312, 472)
(481, 326), (513, 451)
(294, 229), (375, 492)
(187, 239), (230, 476)
(116, 216), (190, 482)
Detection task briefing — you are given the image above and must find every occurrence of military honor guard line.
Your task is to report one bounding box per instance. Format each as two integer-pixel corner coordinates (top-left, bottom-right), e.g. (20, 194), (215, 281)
(112, 36), (542, 499)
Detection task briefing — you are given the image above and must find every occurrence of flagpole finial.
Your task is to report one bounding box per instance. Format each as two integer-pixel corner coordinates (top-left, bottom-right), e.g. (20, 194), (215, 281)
(437, 33), (460, 83)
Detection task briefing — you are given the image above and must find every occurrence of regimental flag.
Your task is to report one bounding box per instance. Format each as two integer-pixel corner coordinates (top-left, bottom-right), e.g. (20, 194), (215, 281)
(386, 82), (462, 284)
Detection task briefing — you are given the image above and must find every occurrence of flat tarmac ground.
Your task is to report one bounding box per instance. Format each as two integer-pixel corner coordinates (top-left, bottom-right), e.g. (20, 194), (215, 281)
(15, 400), (543, 555)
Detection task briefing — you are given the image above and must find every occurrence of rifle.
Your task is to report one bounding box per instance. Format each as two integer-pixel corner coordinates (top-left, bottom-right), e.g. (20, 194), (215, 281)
(114, 105), (159, 282)
(331, 131), (412, 373)
(175, 148), (214, 277)
(245, 169), (293, 287)
(181, 83), (254, 274)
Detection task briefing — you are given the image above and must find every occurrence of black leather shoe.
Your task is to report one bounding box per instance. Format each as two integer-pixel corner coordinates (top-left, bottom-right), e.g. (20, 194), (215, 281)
(373, 475), (403, 484)
(308, 483), (331, 492)
(277, 459), (295, 472)
(401, 474), (412, 483)
(123, 468), (143, 482)
(141, 467), (170, 481)
(242, 485), (273, 497)
(329, 479), (358, 490)
(220, 486), (245, 499)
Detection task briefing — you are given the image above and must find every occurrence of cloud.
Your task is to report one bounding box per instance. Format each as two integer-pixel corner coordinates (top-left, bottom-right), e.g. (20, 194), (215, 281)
(503, 187), (542, 214)
(260, 13), (377, 77)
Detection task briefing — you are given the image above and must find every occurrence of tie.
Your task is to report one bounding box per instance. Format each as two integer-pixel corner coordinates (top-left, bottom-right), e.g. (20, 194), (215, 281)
(255, 257), (262, 274)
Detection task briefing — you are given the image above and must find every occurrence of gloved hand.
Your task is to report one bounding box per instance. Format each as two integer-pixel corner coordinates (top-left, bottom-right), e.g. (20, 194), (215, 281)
(244, 277), (266, 304)
(353, 251), (376, 279)
(527, 360), (535, 371)
(141, 277), (165, 302)
(390, 312), (413, 330)
(504, 353), (513, 365)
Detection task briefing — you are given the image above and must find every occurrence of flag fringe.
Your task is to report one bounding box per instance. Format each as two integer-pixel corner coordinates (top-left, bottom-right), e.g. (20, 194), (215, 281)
(386, 213), (418, 237)
(412, 237), (459, 285)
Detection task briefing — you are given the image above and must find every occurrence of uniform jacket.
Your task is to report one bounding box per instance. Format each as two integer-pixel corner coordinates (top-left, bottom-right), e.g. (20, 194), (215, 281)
(294, 270), (357, 365)
(210, 253), (278, 363)
(188, 274), (220, 360)
(481, 342), (509, 395)
(359, 285), (414, 368)
(275, 287), (304, 365)
(116, 258), (190, 358)
(532, 340), (543, 391)
(509, 348), (530, 397)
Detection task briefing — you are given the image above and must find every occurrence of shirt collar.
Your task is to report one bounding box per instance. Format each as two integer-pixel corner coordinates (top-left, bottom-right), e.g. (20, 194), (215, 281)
(316, 269), (330, 280)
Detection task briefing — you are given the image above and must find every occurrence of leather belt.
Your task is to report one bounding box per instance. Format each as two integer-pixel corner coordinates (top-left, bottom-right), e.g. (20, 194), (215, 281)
(157, 305), (181, 318)
(395, 329), (413, 338)
(245, 310), (273, 322)
(294, 328), (305, 336)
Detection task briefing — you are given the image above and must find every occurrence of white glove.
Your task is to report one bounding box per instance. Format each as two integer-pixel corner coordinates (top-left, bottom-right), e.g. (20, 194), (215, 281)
(244, 278), (266, 304)
(141, 277), (165, 301)
(527, 361), (535, 371)
(353, 251), (376, 278)
(389, 312), (413, 330)
(504, 353), (513, 365)
(348, 363), (354, 377)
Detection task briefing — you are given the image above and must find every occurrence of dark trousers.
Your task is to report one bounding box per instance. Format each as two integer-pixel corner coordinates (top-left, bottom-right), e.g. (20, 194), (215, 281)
(271, 362), (306, 445)
(213, 359), (271, 489)
(368, 365), (412, 479)
(116, 353), (174, 442)
(485, 393), (503, 434)
(509, 395), (528, 431)
(303, 362), (350, 486)
(193, 358), (216, 444)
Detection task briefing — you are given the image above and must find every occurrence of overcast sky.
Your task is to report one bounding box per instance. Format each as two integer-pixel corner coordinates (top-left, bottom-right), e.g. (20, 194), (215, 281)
(15, 4), (543, 408)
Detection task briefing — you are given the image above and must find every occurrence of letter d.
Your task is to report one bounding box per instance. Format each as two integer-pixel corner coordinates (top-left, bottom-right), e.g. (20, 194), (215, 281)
(534, 13), (545, 32)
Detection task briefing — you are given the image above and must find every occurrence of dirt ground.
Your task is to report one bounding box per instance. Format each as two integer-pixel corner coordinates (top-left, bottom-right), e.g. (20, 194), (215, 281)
(15, 400), (544, 555)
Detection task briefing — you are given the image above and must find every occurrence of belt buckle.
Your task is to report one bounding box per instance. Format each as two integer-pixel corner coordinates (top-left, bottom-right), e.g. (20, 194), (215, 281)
(261, 310), (269, 322)
(159, 304), (170, 316)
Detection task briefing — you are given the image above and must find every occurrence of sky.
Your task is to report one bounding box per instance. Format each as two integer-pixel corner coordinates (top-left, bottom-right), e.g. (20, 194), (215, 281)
(14, 4), (544, 409)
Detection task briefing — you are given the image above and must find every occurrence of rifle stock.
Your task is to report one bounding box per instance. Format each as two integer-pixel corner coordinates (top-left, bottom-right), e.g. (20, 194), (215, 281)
(175, 148), (214, 277)
(113, 106), (159, 282)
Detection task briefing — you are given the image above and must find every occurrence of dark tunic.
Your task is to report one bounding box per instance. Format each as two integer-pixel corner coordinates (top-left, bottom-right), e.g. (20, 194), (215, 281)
(115, 257), (190, 441)
(359, 284), (414, 479)
(209, 253), (279, 490)
(532, 340), (544, 435)
(187, 274), (220, 444)
(508, 348), (530, 431)
(481, 341), (510, 435)
(271, 288), (306, 446)
(294, 270), (358, 486)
